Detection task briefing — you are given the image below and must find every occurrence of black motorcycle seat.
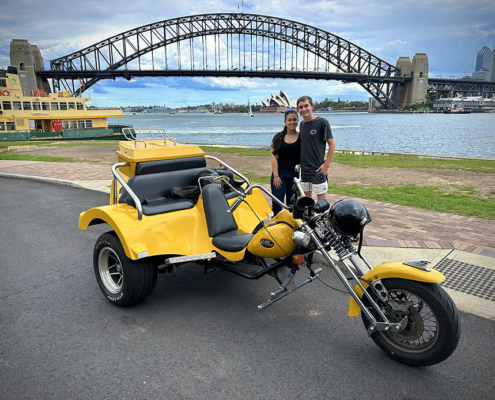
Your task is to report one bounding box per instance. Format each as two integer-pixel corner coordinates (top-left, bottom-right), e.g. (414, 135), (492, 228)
(202, 184), (253, 252)
(212, 229), (254, 252)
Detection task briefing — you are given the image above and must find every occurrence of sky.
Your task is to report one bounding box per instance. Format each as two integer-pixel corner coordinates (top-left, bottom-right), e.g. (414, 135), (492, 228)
(1, 0), (494, 107)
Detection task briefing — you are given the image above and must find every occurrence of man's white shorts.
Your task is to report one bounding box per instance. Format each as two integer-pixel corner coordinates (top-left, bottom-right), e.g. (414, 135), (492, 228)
(300, 181), (328, 195)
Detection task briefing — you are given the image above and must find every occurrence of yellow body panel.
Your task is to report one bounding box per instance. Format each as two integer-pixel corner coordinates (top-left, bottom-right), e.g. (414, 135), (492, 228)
(248, 224), (297, 258)
(79, 187), (272, 261)
(116, 140), (205, 164)
(347, 261), (446, 317)
(270, 209), (302, 229)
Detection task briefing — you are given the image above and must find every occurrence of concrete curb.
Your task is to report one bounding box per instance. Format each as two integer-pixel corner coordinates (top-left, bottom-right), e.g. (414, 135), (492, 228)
(0, 172), (85, 189)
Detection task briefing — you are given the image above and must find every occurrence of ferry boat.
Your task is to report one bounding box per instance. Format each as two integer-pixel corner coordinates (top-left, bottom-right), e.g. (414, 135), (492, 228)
(443, 106), (471, 114)
(0, 66), (126, 141)
(443, 107), (471, 114)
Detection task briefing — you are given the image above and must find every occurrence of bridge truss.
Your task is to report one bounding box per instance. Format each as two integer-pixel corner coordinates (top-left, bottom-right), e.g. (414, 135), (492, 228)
(428, 78), (495, 94)
(46, 13), (402, 108)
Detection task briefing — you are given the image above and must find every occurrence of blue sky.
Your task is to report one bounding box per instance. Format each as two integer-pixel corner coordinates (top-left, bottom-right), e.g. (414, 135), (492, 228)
(1, 0), (494, 107)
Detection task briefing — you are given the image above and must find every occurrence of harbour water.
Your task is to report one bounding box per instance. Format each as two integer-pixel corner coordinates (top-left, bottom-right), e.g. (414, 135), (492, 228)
(112, 112), (495, 159)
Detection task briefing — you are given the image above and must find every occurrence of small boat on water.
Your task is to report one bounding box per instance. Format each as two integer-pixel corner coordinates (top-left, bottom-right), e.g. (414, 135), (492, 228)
(169, 111), (176, 114)
(213, 110), (223, 114)
(244, 98), (255, 117)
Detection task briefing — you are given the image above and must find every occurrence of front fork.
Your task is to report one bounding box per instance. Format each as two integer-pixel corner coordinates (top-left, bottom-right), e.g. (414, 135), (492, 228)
(305, 226), (408, 336)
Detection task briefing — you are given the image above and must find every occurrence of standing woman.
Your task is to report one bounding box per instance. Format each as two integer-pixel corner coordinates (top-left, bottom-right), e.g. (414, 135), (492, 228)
(270, 110), (301, 215)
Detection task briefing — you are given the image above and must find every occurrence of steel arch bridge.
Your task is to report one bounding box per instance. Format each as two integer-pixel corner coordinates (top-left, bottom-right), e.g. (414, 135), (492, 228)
(44, 13), (403, 108)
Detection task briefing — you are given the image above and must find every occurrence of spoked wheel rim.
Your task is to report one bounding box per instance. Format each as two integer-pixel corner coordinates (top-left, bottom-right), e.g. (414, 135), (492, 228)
(98, 246), (124, 294)
(381, 289), (439, 353)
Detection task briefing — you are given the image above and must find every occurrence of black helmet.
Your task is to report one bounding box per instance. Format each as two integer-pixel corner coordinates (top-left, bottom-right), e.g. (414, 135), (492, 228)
(329, 199), (372, 238)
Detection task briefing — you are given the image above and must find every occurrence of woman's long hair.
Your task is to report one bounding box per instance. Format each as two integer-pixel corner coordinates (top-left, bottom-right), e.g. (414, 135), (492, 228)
(271, 110), (298, 155)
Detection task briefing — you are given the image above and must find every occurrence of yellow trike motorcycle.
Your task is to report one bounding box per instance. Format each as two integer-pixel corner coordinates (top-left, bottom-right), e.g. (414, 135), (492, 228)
(79, 132), (460, 366)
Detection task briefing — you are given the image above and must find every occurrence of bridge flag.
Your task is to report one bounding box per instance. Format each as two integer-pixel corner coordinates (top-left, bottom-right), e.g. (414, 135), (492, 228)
(79, 78), (85, 87)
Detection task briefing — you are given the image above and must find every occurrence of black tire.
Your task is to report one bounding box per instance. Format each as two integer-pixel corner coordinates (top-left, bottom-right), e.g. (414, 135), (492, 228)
(361, 278), (461, 366)
(93, 231), (157, 306)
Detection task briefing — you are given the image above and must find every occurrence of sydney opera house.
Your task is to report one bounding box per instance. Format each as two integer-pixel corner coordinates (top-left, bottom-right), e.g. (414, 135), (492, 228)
(260, 91), (297, 113)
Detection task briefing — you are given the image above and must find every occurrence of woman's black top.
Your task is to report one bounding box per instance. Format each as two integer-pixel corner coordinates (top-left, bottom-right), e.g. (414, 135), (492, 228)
(277, 136), (301, 172)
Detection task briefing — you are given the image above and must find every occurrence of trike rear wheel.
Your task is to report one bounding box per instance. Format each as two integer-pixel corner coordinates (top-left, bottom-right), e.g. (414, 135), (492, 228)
(93, 231), (157, 306)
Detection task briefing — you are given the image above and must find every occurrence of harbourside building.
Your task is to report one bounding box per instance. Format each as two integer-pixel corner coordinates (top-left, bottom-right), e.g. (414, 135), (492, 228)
(260, 91), (297, 113)
(433, 96), (495, 111)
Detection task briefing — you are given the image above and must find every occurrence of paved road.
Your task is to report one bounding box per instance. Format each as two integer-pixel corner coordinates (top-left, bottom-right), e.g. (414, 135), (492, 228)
(1, 178), (494, 399)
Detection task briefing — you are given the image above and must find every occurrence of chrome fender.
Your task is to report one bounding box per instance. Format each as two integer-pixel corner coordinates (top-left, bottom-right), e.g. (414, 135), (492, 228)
(347, 261), (446, 317)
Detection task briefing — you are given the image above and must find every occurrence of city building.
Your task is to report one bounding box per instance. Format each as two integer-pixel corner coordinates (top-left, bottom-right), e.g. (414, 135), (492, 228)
(472, 46), (495, 81)
(260, 91), (296, 113)
(324, 97), (335, 102)
(368, 97), (379, 111)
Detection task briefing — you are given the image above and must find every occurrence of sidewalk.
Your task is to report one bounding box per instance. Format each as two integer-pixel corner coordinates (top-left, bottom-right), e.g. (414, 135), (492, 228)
(1, 159), (494, 319)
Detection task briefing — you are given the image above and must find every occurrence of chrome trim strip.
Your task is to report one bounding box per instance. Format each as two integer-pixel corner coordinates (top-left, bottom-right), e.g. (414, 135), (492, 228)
(111, 162), (143, 221)
(165, 252), (216, 264)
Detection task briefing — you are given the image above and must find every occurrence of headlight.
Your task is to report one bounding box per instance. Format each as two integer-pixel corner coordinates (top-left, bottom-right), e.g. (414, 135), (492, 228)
(293, 230), (311, 247)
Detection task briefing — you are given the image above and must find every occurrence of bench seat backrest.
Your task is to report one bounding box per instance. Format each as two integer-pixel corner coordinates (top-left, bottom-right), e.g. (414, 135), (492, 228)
(119, 157), (212, 207)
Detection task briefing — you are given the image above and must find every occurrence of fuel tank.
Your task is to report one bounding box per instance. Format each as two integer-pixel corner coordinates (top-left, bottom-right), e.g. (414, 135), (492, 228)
(247, 210), (300, 258)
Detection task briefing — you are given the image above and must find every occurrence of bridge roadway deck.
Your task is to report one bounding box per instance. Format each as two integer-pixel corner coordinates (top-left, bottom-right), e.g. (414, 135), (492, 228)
(1, 159), (494, 258)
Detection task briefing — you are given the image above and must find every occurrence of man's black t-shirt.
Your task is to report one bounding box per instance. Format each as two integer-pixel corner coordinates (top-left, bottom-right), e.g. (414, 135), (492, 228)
(300, 117), (333, 173)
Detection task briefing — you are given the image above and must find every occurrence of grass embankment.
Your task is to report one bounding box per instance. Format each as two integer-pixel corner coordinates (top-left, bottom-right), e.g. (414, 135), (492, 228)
(326, 183), (495, 220)
(0, 153), (74, 162)
(1, 140), (118, 148)
(201, 146), (495, 173)
(241, 172), (495, 220)
(333, 153), (495, 173)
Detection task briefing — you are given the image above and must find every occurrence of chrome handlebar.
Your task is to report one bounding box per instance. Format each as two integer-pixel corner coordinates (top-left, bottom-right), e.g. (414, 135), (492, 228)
(227, 196), (245, 214)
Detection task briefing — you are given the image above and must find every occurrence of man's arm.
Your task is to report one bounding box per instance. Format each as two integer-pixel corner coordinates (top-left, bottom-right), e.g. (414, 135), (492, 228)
(316, 138), (335, 175)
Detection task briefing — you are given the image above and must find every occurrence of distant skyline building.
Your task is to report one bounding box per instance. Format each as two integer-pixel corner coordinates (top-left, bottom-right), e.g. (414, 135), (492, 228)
(472, 45), (495, 81)
(324, 97), (335, 102)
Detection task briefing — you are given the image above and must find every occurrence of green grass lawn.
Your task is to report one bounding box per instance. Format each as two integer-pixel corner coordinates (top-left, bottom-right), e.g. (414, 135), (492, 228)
(0, 153), (101, 163)
(202, 146), (495, 173)
(1, 141), (118, 148)
(241, 172), (495, 220)
(0, 153), (74, 162)
(327, 183), (495, 220)
(333, 153), (495, 173)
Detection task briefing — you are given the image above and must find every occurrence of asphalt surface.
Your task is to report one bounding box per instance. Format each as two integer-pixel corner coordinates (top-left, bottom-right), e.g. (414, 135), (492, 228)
(1, 177), (494, 400)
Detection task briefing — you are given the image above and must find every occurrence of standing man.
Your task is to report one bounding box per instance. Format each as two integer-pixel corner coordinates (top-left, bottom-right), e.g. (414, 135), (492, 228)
(297, 95), (335, 200)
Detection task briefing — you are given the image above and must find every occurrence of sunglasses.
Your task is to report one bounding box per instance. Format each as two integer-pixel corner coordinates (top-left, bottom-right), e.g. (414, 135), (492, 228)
(285, 109), (297, 113)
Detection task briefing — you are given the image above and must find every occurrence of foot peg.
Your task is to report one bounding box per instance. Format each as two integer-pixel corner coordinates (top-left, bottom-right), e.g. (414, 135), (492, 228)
(258, 268), (323, 310)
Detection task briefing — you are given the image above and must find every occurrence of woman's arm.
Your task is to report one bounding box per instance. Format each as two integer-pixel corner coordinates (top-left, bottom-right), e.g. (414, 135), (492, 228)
(271, 143), (282, 189)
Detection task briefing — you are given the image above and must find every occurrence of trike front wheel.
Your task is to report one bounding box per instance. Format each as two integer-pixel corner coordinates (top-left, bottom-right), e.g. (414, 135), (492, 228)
(361, 278), (460, 366)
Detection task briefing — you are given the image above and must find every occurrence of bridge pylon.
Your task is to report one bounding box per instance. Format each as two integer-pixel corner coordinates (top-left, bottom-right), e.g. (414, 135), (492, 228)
(396, 53), (429, 108)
